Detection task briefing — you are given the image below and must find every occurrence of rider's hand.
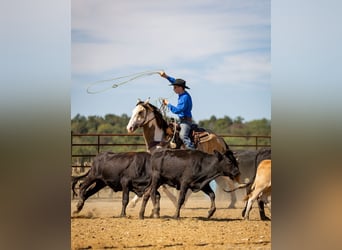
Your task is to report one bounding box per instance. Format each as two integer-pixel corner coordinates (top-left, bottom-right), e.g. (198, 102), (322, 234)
(159, 71), (166, 77)
(162, 99), (169, 105)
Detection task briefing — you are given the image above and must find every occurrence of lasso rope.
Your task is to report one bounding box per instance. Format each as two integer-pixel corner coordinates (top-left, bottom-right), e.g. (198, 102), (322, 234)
(86, 69), (164, 94)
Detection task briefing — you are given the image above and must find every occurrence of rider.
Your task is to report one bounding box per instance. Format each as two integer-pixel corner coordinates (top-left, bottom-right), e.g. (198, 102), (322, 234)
(159, 71), (195, 150)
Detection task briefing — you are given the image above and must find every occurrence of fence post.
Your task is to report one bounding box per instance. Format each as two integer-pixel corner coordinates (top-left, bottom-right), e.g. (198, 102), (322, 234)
(71, 131), (73, 160)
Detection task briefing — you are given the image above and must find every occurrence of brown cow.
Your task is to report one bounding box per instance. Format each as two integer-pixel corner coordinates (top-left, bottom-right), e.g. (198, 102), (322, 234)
(242, 159), (271, 220)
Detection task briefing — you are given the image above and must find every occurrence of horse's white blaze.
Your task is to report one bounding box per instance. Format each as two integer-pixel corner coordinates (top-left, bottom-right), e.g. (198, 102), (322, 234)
(127, 105), (146, 132)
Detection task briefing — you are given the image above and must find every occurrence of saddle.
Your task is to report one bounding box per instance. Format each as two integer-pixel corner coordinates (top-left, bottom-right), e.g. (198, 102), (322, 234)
(166, 122), (216, 148)
(190, 124), (216, 147)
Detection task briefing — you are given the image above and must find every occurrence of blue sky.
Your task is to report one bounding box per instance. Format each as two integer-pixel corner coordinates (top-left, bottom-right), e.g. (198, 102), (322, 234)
(71, 0), (270, 122)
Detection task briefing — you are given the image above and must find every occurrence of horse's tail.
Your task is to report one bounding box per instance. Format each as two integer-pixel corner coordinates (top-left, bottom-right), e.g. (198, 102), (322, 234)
(71, 169), (90, 197)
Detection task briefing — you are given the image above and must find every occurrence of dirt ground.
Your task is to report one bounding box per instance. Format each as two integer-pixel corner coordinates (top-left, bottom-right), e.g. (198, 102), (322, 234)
(71, 190), (271, 249)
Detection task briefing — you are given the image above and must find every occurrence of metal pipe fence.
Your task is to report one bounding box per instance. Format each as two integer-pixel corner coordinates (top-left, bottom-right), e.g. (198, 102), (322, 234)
(71, 132), (271, 169)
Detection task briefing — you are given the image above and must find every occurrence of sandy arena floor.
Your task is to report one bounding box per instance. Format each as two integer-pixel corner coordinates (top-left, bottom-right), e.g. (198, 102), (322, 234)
(71, 190), (271, 249)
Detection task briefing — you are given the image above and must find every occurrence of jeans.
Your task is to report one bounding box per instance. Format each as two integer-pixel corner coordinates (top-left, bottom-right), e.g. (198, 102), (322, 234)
(179, 121), (195, 149)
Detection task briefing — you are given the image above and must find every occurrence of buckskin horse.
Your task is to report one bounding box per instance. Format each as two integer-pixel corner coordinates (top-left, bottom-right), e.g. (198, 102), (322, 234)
(126, 98), (239, 208)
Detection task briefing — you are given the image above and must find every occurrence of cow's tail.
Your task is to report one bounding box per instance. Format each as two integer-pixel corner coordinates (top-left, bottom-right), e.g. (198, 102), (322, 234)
(242, 182), (257, 201)
(71, 170), (90, 197)
(223, 180), (253, 193)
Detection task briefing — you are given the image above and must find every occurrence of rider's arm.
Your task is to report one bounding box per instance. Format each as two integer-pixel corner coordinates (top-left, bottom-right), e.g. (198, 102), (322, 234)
(159, 71), (175, 84)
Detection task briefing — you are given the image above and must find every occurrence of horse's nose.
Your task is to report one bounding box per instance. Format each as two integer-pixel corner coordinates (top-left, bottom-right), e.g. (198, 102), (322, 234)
(127, 125), (134, 133)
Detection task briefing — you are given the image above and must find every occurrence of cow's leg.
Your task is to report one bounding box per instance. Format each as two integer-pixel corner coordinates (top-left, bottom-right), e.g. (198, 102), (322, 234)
(201, 183), (216, 218)
(243, 198), (255, 220)
(183, 189), (192, 208)
(227, 181), (237, 208)
(150, 181), (161, 218)
(139, 188), (150, 219)
(151, 190), (161, 218)
(174, 185), (188, 219)
(215, 177), (237, 208)
(120, 186), (130, 217)
(128, 194), (140, 208)
(258, 200), (270, 220)
(243, 190), (261, 220)
(242, 202), (247, 218)
(75, 179), (105, 213)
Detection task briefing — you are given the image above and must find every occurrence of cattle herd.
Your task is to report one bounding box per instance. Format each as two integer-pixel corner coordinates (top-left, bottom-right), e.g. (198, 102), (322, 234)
(72, 147), (271, 221)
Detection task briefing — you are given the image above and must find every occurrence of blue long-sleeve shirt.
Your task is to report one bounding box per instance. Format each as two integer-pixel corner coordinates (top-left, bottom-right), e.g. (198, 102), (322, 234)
(165, 76), (193, 119)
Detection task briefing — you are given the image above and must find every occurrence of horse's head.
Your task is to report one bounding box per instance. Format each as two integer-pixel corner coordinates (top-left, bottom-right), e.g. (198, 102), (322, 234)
(126, 98), (154, 133)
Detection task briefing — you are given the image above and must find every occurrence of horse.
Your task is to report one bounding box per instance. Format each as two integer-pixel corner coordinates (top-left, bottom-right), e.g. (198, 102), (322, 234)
(126, 98), (239, 208)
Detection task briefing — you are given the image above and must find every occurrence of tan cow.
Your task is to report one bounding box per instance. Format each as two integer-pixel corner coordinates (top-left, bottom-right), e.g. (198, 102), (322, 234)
(242, 159), (271, 220)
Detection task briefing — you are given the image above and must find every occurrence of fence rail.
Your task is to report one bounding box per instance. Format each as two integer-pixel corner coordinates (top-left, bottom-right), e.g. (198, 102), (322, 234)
(71, 132), (271, 168)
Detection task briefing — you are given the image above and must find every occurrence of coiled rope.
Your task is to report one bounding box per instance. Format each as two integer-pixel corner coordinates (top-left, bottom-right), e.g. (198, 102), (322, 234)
(86, 69), (164, 94)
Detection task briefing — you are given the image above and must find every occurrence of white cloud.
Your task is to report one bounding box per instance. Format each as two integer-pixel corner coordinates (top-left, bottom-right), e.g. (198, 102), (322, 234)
(72, 0), (270, 75)
(71, 0), (271, 121)
(202, 52), (271, 87)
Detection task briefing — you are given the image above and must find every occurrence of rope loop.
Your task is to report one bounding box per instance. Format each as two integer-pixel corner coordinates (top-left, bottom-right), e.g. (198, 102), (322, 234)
(86, 69), (164, 94)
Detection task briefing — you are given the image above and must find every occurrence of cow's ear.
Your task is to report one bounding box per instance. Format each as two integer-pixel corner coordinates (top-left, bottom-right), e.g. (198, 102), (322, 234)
(214, 150), (223, 161)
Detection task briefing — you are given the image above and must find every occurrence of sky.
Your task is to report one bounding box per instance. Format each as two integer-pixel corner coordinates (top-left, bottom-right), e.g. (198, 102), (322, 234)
(71, 0), (271, 122)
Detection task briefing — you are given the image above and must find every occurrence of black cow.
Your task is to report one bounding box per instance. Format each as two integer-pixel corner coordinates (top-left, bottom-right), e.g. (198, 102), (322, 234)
(72, 151), (153, 217)
(138, 149), (240, 219)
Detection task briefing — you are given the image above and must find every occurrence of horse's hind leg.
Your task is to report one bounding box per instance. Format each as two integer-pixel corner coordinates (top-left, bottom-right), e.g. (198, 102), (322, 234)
(162, 185), (177, 208)
(201, 183), (216, 218)
(75, 179), (105, 213)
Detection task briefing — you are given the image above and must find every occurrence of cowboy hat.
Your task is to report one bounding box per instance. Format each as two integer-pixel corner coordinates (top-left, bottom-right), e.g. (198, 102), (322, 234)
(169, 78), (190, 89)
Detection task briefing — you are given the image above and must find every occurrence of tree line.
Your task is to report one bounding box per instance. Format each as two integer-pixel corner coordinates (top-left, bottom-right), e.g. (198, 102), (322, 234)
(71, 113), (271, 160)
(71, 113), (271, 136)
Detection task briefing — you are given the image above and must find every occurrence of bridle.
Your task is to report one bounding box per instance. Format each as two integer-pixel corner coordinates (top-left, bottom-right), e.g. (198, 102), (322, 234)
(137, 104), (156, 128)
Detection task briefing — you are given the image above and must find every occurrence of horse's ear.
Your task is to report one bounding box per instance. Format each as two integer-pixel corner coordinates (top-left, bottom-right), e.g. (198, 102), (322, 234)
(144, 97), (150, 104)
(137, 98), (141, 104)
